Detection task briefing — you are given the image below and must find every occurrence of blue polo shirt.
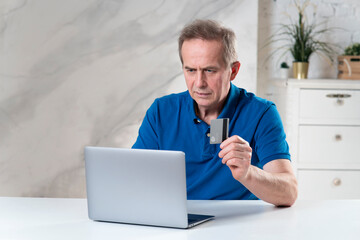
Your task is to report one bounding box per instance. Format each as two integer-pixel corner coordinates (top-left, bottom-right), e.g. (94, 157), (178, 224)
(132, 83), (290, 200)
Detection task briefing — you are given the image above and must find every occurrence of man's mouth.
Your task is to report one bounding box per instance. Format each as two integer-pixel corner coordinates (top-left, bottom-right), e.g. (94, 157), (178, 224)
(195, 91), (211, 98)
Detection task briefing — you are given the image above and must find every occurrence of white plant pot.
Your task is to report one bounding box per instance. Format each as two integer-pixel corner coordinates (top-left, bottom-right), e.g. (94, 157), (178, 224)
(279, 68), (289, 79)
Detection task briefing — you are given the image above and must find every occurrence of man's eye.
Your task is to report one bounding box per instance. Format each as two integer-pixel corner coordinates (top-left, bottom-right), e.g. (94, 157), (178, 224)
(187, 69), (195, 72)
(205, 69), (215, 73)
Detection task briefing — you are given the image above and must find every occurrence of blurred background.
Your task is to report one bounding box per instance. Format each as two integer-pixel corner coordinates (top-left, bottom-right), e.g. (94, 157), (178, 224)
(0, 0), (359, 198)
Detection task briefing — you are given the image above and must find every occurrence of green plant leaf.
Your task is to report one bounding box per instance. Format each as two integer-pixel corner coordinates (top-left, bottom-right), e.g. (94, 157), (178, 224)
(263, 0), (341, 64)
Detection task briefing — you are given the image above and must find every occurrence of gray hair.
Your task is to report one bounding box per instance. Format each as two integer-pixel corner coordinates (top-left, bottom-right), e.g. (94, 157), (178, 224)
(178, 19), (238, 67)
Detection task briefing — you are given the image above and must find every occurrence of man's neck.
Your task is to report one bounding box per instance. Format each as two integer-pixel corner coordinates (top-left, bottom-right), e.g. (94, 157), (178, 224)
(195, 99), (227, 125)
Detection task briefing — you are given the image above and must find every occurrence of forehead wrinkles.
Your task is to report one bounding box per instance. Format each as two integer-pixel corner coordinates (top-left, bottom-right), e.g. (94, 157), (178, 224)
(182, 39), (225, 68)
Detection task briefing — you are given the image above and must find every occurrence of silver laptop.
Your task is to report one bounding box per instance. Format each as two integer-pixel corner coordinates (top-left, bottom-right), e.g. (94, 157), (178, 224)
(84, 147), (214, 229)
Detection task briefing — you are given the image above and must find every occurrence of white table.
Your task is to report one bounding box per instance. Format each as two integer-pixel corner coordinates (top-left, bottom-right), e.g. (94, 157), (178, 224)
(1, 197), (359, 240)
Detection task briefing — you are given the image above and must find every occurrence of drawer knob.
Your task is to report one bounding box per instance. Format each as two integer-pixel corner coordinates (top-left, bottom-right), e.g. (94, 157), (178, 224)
(326, 94), (351, 106)
(326, 93), (351, 98)
(336, 99), (344, 105)
(333, 178), (342, 186)
(335, 134), (342, 141)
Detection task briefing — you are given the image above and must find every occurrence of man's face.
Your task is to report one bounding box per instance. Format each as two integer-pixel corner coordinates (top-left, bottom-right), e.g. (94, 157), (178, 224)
(181, 39), (234, 112)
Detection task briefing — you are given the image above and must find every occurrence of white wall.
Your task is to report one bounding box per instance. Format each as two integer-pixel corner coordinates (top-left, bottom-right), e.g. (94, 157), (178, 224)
(0, 0), (258, 197)
(257, 0), (360, 97)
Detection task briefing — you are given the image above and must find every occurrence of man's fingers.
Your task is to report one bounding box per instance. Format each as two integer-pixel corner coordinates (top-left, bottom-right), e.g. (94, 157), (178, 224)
(218, 141), (252, 158)
(225, 159), (238, 167)
(220, 135), (248, 149)
(221, 151), (252, 164)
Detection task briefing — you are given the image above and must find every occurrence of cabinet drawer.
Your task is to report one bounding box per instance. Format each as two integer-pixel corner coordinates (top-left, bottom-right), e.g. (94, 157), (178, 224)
(299, 89), (360, 122)
(298, 125), (360, 167)
(298, 170), (360, 199)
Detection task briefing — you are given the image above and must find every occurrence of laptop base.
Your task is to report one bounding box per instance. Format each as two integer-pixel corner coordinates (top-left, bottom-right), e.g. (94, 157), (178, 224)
(188, 214), (214, 228)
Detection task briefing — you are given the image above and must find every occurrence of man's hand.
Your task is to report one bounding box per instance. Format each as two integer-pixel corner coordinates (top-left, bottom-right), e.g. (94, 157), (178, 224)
(219, 135), (252, 182)
(219, 135), (298, 206)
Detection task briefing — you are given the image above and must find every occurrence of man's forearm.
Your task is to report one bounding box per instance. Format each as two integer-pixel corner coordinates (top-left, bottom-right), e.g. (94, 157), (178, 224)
(240, 166), (298, 207)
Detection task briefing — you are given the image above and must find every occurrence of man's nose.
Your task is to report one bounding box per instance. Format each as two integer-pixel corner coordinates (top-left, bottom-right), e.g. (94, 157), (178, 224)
(195, 71), (207, 88)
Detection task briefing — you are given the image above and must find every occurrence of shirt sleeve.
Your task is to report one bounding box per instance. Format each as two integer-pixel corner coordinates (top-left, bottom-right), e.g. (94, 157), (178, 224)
(253, 104), (291, 168)
(132, 100), (159, 150)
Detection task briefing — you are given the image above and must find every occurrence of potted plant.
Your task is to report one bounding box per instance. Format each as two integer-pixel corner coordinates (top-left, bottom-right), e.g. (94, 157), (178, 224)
(267, 0), (339, 79)
(338, 43), (360, 80)
(344, 43), (360, 56)
(280, 62), (290, 79)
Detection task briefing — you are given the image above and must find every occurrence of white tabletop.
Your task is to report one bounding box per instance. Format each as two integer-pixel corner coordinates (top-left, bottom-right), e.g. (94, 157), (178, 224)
(0, 197), (359, 240)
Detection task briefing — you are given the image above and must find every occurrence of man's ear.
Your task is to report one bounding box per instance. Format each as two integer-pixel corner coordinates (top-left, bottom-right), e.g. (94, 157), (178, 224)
(230, 61), (241, 81)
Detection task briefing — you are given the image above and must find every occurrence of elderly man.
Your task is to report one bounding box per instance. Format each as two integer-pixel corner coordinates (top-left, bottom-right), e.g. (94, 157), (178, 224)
(133, 19), (298, 206)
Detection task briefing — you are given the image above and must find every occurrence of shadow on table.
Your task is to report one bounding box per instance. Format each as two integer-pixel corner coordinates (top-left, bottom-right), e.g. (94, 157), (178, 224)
(188, 200), (288, 221)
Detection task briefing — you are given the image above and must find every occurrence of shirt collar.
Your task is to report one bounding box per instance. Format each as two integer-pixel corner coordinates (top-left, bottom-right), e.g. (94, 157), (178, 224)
(187, 91), (201, 124)
(218, 82), (238, 119)
(188, 83), (239, 124)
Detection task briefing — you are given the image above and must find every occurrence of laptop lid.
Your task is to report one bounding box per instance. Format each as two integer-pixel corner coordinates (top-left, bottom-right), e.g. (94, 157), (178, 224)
(85, 147), (191, 228)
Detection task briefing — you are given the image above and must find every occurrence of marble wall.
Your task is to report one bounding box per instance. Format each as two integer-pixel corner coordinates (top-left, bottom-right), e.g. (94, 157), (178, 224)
(0, 0), (258, 197)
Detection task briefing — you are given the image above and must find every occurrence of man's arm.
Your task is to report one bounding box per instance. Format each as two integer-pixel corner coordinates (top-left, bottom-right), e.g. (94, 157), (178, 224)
(132, 100), (159, 150)
(219, 136), (298, 207)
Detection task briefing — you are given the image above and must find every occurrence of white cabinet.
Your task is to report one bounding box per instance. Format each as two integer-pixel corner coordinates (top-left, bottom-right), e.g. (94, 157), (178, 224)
(298, 125), (360, 168)
(269, 79), (360, 200)
(299, 89), (360, 124)
(298, 170), (360, 199)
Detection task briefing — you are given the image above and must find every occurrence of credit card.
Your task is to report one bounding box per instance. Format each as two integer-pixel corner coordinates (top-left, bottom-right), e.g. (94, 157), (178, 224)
(210, 118), (229, 144)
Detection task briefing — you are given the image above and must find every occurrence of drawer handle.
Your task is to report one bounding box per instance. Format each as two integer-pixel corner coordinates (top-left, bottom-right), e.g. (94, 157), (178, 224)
(336, 99), (344, 105)
(333, 178), (342, 187)
(335, 134), (342, 141)
(326, 93), (351, 99)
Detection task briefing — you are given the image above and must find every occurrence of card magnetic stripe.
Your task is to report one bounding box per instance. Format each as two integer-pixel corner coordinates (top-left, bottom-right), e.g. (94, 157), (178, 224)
(222, 119), (229, 140)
